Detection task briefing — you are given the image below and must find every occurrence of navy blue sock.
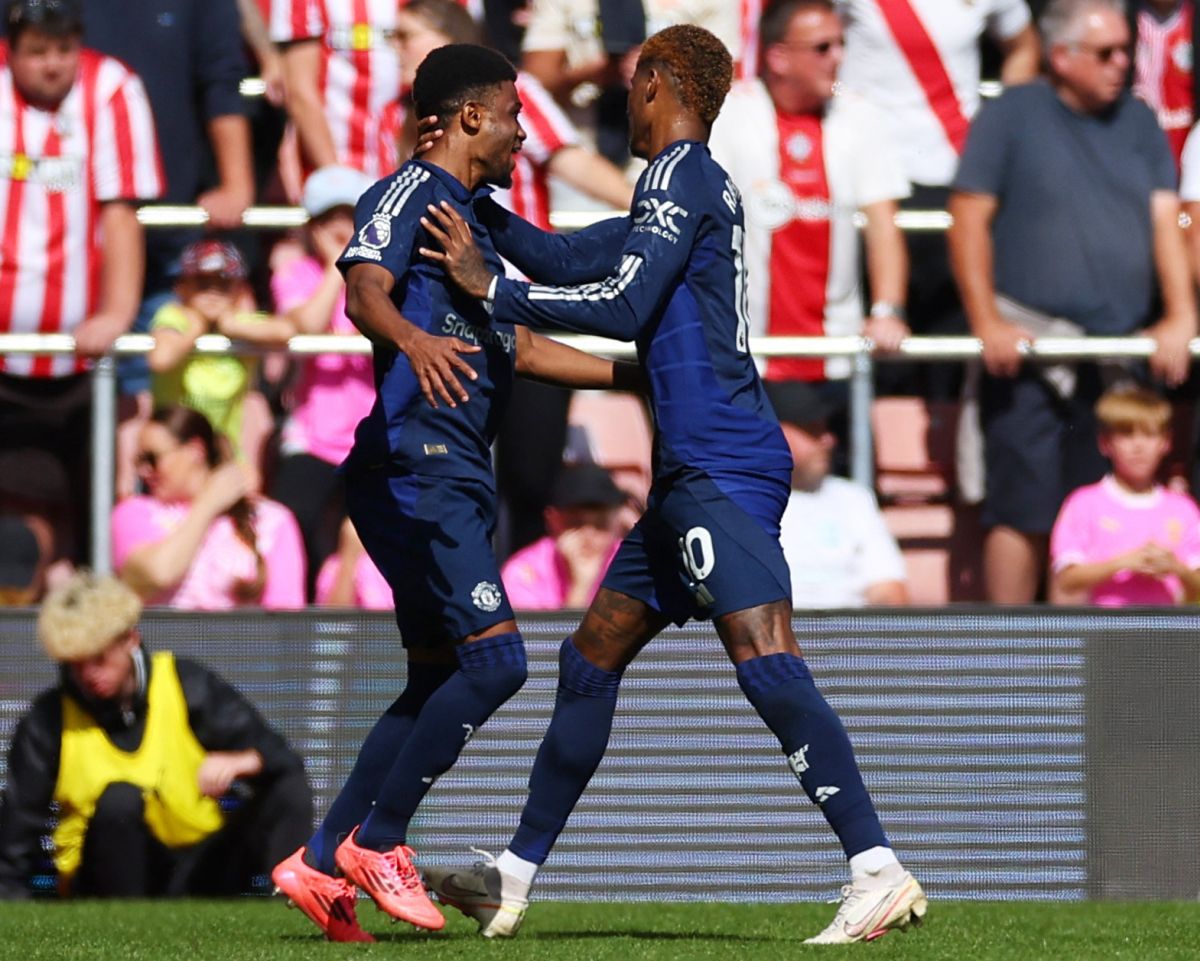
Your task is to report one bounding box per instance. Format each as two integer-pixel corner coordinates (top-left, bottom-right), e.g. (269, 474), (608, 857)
(736, 653), (888, 859)
(509, 637), (623, 865)
(356, 632), (528, 851)
(305, 662), (456, 874)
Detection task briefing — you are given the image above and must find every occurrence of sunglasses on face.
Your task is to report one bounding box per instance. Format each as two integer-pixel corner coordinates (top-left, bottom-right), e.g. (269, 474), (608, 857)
(779, 38), (845, 57)
(1073, 42), (1130, 64)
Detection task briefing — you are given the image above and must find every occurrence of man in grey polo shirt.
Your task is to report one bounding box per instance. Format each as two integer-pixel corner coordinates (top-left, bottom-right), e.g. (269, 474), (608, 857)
(949, 0), (1196, 605)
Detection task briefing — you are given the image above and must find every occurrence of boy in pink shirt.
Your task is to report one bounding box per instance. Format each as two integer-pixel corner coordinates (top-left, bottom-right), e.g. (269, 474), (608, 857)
(1051, 386), (1200, 606)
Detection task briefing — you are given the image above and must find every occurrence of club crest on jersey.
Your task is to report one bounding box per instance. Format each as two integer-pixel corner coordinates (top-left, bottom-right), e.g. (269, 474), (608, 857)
(471, 581), (503, 612)
(633, 197), (689, 243)
(1174, 41), (1193, 73)
(786, 132), (813, 163)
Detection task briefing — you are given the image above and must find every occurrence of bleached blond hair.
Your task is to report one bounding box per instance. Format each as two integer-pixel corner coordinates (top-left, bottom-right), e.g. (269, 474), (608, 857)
(38, 570), (142, 662)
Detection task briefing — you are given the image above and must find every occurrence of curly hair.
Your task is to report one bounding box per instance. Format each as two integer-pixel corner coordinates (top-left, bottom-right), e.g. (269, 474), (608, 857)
(39, 570), (142, 662)
(637, 25), (733, 126)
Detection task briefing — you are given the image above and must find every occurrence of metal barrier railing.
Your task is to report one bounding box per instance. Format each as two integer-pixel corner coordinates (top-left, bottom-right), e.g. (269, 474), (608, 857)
(1, 332), (1188, 573)
(130, 203), (953, 233)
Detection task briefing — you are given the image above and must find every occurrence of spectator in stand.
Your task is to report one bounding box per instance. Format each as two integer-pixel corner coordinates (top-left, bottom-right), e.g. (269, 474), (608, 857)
(501, 462), (627, 610)
(0, 450), (69, 599)
(0, 0), (162, 565)
(520, 0), (741, 166)
(766, 381), (909, 608)
(391, 0), (633, 559)
(949, 0), (1197, 604)
(710, 0), (909, 427)
(1051, 386), (1200, 605)
(270, 0), (401, 179)
(484, 0), (534, 62)
(80, 0), (255, 396)
(315, 517), (392, 609)
(149, 239), (293, 463)
(269, 165), (376, 596)
(1130, 0), (1198, 168)
(0, 515), (44, 606)
(112, 406), (306, 610)
(0, 571), (312, 899)
(393, 0), (632, 229)
(835, 0), (1039, 396)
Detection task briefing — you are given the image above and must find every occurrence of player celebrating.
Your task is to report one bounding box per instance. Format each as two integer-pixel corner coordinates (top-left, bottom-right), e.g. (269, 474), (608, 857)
(420, 25), (926, 945)
(270, 44), (638, 942)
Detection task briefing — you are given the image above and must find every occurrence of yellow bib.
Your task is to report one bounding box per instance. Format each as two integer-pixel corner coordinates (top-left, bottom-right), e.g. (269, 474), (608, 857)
(52, 652), (224, 879)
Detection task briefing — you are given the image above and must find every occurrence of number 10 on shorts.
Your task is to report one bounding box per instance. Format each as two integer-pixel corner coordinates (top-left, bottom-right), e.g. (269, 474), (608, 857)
(680, 527), (716, 606)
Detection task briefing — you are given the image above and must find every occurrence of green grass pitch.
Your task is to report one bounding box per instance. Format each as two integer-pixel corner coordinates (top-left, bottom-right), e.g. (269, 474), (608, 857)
(3, 899), (1199, 961)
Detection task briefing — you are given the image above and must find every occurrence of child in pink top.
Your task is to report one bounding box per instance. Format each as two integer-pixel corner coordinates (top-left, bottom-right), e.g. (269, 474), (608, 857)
(1051, 386), (1200, 606)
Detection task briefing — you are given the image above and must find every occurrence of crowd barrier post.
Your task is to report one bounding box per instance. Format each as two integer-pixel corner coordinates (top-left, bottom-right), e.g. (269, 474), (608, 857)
(89, 355), (117, 575)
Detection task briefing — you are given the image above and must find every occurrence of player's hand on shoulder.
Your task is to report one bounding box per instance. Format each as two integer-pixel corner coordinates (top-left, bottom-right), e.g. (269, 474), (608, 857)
(419, 201), (496, 300)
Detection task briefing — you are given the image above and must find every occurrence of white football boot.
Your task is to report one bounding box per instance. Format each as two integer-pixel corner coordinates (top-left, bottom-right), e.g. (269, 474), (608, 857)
(422, 849), (531, 938)
(804, 866), (927, 944)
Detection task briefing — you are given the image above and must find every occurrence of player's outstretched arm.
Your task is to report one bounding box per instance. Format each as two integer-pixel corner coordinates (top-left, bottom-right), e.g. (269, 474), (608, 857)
(344, 263), (481, 409)
(424, 194), (691, 341)
(515, 326), (646, 391)
(476, 197), (629, 284)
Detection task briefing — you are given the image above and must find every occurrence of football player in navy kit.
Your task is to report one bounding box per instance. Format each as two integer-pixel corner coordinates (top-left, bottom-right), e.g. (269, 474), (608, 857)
(269, 43), (640, 942)
(420, 25), (927, 945)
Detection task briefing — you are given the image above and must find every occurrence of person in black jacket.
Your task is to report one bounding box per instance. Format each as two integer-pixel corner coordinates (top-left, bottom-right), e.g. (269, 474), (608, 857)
(0, 571), (312, 899)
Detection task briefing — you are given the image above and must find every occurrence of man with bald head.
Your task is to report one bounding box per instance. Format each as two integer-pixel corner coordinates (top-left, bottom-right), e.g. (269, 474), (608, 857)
(949, 0), (1197, 604)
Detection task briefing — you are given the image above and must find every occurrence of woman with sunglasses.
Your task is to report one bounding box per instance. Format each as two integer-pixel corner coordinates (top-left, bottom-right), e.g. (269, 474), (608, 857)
(111, 406), (305, 610)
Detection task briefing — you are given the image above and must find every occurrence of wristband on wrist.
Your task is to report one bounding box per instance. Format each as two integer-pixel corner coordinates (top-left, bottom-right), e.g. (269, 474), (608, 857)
(869, 301), (906, 321)
(483, 275), (499, 314)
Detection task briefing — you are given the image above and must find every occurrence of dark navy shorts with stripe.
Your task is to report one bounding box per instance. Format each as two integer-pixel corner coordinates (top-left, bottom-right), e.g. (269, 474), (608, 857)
(602, 471), (792, 625)
(344, 466), (514, 647)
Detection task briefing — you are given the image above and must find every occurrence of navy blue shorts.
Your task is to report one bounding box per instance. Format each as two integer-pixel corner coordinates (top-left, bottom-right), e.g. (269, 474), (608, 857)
(602, 471), (792, 625)
(344, 467), (514, 647)
(980, 367), (1109, 534)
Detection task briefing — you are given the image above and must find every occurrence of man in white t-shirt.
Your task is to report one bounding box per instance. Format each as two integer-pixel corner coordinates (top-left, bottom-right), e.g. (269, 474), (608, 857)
(710, 0), (910, 392)
(834, 0), (1038, 394)
(766, 381), (909, 608)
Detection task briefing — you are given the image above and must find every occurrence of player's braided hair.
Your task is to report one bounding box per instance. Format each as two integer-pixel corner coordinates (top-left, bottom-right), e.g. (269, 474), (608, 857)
(412, 43), (517, 126)
(637, 25), (733, 127)
(150, 405), (266, 604)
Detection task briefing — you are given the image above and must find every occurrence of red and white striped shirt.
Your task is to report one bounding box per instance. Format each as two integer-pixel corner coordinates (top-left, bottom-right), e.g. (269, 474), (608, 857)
(711, 82), (909, 382)
(836, 0), (1029, 187)
(491, 73), (578, 231)
(1134, 2), (1194, 168)
(0, 49), (162, 378)
(270, 0), (402, 178)
(738, 0), (764, 80)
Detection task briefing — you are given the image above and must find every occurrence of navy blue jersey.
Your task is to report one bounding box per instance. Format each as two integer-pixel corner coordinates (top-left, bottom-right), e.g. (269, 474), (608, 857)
(338, 160), (516, 481)
(491, 140), (794, 510)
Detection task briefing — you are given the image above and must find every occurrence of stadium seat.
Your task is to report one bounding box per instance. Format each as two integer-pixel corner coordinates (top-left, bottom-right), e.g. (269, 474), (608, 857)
(874, 397), (982, 603)
(871, 396), (958, 502)
(567, 390), (653, 504)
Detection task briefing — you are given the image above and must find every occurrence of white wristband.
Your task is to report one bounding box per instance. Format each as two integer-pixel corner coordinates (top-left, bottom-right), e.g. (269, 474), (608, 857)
(483, 275), (499, 313)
